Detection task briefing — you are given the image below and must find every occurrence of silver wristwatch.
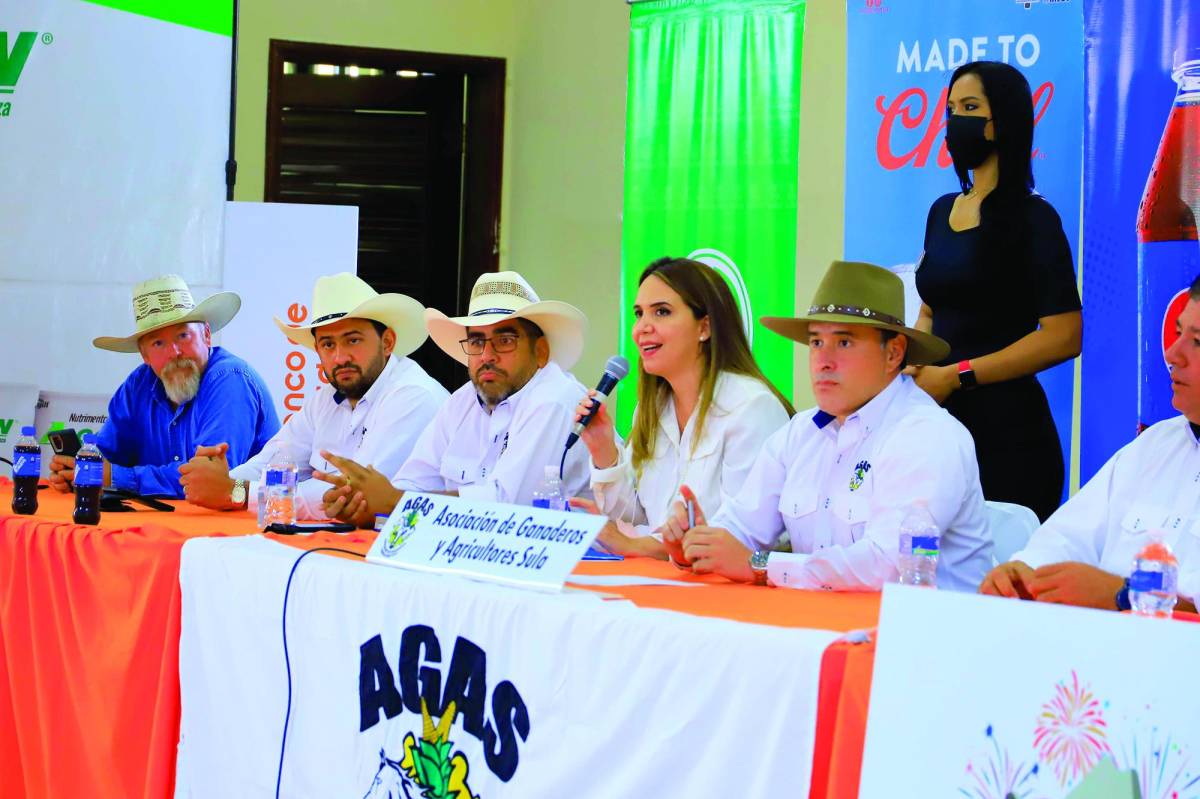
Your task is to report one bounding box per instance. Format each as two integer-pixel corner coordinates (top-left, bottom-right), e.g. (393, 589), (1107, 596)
(749, 550), (770, 586)
(230, 479), (248, 508)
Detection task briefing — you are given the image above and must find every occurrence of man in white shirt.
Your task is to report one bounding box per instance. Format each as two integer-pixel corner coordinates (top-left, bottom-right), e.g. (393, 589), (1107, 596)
(178, 273), (447, 518)
(664, 260), (992, 591)
(979, 277), (1200, 612)
(319, 271), (591, 525)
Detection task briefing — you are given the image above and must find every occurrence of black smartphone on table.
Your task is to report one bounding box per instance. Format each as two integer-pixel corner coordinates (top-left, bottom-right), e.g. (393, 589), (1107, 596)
(48, 428), (82, 458)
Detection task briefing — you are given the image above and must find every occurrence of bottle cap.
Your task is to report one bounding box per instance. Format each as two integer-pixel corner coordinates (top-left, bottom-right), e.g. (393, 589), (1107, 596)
(82, 433), (97, 444)
(21, 425), (35, 436)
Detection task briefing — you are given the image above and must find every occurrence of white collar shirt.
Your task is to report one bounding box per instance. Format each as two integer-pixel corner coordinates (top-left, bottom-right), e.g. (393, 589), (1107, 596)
(590, 372), (791, 535)
(231, 355), (449, 519)
(1013, 415), (1200, 601)
(391, 361), (592, 504)
(711, 374), (992, 592)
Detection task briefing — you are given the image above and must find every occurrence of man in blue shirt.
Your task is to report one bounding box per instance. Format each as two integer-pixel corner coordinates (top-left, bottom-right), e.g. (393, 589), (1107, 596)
(46, 275), (278, 498)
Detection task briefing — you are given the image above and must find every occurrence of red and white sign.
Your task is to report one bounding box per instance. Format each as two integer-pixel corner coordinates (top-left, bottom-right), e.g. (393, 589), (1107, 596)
(219, 202), (360, 424)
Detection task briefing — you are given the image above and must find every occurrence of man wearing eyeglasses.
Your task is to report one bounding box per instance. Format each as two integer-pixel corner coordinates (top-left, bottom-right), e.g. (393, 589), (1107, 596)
(318, 271), (593, 525)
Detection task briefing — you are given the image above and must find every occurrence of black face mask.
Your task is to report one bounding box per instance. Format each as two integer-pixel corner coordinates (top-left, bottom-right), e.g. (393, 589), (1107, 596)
(945, 114), (994, 171)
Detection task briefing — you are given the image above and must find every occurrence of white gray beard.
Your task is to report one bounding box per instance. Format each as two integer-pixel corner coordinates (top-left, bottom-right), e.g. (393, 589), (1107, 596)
(161, 360), (203, 405)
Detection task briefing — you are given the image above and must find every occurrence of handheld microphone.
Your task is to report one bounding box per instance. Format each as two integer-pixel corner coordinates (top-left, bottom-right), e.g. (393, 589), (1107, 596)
(565, 355), (630, 450)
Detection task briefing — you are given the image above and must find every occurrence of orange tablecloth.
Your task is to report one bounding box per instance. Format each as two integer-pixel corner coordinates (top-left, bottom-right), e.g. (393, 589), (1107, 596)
(0, 486), (878, 799)
(0, 487), (262, 799)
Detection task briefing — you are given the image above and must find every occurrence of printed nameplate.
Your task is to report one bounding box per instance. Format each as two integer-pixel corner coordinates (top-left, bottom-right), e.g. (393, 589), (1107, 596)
(365, 493), (606, 592)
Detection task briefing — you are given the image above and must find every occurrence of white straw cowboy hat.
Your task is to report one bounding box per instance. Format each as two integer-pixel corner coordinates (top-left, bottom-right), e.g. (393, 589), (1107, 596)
(273, 272), (428, 356)
(93, 275), (241, 353)
(425, 271), (587, 368)
(761, 260), (951, 366)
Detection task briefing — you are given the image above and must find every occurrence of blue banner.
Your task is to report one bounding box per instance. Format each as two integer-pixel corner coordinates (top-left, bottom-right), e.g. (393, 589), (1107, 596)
(1081, 2), (1199, 482)
(844, 0), (1083, 495)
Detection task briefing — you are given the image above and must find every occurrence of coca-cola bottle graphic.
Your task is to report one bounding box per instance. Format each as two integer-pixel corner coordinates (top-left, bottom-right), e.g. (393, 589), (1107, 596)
(1137, 48), (1200, 431)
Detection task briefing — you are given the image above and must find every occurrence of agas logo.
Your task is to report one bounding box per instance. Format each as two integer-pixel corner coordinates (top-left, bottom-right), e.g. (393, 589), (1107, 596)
(365, 700), (477, 799)
(381, 496), (434, 556)
(359, 625), (530, 790)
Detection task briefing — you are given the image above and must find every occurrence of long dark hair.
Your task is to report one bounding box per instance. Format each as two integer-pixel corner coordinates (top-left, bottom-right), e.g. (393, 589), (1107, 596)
(948, 61), (1039, 264)
(629, 257), (794, 474)
(948, 60), (1035, 204)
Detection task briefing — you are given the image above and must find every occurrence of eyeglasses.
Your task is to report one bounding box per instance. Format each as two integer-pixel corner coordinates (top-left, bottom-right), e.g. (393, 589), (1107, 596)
(459, 333), (522, 356)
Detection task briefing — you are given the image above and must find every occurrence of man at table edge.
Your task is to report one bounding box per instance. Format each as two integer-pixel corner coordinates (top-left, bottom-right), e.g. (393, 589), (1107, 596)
(47, 275), (277, 498)
(979, 274), (1200, 613)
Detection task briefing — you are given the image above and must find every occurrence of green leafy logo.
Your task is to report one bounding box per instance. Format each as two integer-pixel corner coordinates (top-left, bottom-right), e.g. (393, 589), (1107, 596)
(380, 508), (422, 556)
(402, 699), (477, 799)
(848, 459), (872, 492)
(364, 700), (478, 799)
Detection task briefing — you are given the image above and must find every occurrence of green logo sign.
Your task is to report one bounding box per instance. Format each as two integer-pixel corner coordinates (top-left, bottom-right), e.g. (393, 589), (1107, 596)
(1, 32), (37, 92)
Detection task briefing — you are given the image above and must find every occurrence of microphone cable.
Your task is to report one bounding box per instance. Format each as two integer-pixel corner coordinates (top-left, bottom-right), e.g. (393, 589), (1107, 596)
(275, 545), (366, 799)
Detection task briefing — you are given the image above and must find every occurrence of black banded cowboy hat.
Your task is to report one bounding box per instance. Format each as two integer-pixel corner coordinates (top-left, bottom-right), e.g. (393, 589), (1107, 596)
(273, 272), (427, 356)
(761, 260), (950, 366)
(93, 274), (241, 353)
(425, 271), (587, 368)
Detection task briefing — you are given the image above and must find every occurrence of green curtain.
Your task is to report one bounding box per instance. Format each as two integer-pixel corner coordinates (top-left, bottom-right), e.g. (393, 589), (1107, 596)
(619, 0), (805, 431)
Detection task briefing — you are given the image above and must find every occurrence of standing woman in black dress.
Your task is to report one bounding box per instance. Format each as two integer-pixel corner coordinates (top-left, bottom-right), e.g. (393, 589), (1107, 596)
(912, 61), (1082, 522)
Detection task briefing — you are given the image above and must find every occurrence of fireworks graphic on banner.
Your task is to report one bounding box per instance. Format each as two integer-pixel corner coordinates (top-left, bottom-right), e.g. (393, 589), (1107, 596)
(1033, 671), (1112, 787)
(1117, 727), (1200, 799)
(959, 725), (1044, 799)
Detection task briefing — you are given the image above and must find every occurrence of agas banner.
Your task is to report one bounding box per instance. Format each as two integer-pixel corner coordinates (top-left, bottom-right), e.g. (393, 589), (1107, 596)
(619, 0), (805, 428)
(176, 536), (839, 797)
(844, 0), (1083, 489)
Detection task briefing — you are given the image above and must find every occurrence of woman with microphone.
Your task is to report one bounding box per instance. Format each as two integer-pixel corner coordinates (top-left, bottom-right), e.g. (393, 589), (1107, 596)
(912, 61), (1082, 521)
(571, 257), (793, 559)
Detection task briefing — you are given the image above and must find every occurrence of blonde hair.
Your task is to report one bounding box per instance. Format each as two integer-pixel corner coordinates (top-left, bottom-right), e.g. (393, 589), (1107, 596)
(630, 258), (794, 474)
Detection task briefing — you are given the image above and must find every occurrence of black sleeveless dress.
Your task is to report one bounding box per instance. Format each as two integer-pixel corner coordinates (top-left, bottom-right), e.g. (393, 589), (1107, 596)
(916, 192), (1082, 521)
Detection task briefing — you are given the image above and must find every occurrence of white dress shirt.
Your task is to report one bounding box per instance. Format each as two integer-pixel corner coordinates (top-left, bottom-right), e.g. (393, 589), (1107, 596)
(591, 372), (790, 536)
(390, 361), (591, 504)
(231, 355), (448, 519)
(1012, 415), (1200, 600)
(711, 374), (992, 592)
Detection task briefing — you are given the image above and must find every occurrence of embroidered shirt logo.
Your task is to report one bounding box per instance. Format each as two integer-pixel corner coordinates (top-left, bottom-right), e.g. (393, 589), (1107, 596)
(849, 460), (872, 492)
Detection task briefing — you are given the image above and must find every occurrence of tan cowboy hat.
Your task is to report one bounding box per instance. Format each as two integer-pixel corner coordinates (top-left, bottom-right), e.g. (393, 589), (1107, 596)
(93, 274), (241, 353)
(761, 260), (950, 365)
(425, 271), (587, 368)
(273, 272), (428, 356)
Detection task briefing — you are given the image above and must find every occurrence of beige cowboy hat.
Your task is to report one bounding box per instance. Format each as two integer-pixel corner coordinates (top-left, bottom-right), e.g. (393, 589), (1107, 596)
(761, 260), (950, 365)
(425, 271), (587, 368)
(93, 274), (241, 353)
(273, 272), (428, 356)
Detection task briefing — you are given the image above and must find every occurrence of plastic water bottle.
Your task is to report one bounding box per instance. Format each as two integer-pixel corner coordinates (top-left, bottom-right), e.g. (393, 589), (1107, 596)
(1130, 537), (1179, 618)
(256, 481), (267, 529)
(11, 425), (40, 515)
(531, 465), (567, 511)
(73, 434), (104, 526)
(263, 444), (298, 526)
(898, 503), (939, 588)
